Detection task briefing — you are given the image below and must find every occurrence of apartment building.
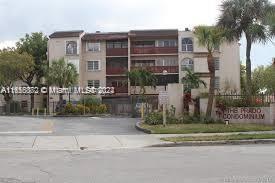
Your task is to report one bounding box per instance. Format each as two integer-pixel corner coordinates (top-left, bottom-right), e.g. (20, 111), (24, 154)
(47, 29), (240, 114)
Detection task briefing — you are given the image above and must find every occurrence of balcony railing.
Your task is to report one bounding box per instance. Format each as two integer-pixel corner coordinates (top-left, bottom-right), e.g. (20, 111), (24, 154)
(106, 48), (128, 56)
(131, 66), (179, 74)
(106, 86), (128, 94)
(131, 47), (178, 55)
(115, 86), (128, 93)
(106, 67), (128, 75)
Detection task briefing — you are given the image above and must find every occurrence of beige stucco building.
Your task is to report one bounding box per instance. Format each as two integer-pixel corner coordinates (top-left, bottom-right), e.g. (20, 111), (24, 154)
(0, 29), (240, 114)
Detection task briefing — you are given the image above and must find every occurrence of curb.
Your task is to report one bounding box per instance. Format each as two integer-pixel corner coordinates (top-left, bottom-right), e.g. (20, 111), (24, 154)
(135, 121), (152, 134)
(150, 139), (275, 147)
(53, 114), (111, 117)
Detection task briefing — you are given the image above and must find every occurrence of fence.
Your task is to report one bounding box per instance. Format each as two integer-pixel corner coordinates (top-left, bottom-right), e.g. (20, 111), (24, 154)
(215, 93), (275, 107)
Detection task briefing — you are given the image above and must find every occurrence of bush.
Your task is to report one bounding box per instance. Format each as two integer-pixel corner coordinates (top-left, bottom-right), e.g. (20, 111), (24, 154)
(96, 104), (107, 114)
(64, 103), (77, 114)
(145, 112), (163, 125)
(75, 104), (90, 115)
(79, 96), (101, 106)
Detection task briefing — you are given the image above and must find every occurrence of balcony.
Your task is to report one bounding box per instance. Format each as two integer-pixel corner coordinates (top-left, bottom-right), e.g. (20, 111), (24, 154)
(106, 48), (128, 57)
(131, 47), (178, 55)
(131, 66), (179, 74)
(106, 67), (128, 75)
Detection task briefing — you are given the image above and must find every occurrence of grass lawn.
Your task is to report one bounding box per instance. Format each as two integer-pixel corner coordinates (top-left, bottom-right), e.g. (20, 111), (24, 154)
(140, 123), (275, 134)
(161, 133), (275, 142)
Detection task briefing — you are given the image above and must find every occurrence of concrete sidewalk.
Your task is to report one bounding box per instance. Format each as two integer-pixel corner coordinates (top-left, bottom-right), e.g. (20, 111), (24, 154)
(1, 131), (275, 151)
(0, 135), (172, 151)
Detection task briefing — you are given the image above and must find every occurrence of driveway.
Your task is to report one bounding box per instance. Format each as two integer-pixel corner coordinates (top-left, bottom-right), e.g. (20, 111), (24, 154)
(0, 116), (142, 136)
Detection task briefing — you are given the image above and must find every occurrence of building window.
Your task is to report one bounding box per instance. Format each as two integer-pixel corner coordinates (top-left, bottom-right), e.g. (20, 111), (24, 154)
(87, 61), (100, 71)
(107, 41), (128, 48)
(214, 58), (220, 70)
(132, 60), (155, 67)
(156, 40), (177, 47)
(87, 42), (100, 52)
(156, 58), (177, 66)
(182, 38), (193, 52)
(181, 58), (194, 71)
(88, 80), (100, 88)
(215, 77), (220, 89)
(66, 41), (78, 55)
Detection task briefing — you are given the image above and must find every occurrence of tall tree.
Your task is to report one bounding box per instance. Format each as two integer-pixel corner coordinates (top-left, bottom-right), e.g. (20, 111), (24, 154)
(194, 26), (225, 117)
(217, 0), (275, 96)
(252, 64), (275, 94)
(0, 49), (34, 114)
(47, 58), (78, 111)
(16, 32), (48, 109)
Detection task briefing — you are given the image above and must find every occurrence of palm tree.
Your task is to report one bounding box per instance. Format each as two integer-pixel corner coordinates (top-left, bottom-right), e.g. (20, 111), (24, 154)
(194, 26), (225, 117)
(137, 69), (157, 97)
(182, 68), (207, 113)
(217, 0), (275, 97)
(47, 58), (78, 111)
(127, 69), (157, 116)
(182, 68), (207, 93)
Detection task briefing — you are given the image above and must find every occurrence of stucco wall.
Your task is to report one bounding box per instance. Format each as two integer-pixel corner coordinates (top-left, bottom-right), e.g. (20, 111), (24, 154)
(81, 40), (106, 87)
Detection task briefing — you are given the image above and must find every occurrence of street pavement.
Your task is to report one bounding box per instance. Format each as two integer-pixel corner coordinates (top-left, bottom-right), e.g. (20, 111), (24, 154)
(0, 116), (141, 135)
(0, 116), (171, 150)
(0, 145), (275, 183)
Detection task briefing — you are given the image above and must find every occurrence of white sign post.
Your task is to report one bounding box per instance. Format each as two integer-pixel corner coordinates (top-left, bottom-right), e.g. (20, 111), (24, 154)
(159, 91), (168, 126)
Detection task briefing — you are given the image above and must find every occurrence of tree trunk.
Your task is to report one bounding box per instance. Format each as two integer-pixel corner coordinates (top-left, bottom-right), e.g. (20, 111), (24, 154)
(206, 54), (215, 117)
(245, 34), (252, 102)
(3, 93), (12, 115)
(30, 94), (34, 110)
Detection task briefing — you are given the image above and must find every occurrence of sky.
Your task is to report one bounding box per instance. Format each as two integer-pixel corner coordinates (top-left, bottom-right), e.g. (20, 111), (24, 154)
(0, 0), (274, 69)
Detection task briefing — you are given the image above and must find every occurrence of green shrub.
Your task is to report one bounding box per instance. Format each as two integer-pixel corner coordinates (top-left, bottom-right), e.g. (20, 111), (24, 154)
(178, 115), (201, 124)
(96, 104), (107, 114)
(76, 104), (90, 115)
(79, 96), (101, 106)
(64, 103), (77, 114)
(145, 112), (163, 125)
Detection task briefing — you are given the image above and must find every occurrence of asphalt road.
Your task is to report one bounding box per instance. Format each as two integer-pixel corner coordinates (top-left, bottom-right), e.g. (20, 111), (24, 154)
(0, 145), (275, 183)
(0, 116), (141, 136)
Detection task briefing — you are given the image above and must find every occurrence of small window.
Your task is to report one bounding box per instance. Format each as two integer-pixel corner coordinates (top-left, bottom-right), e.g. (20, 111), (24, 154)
(182, 38), (193, 52)
(215, 77), (220, 89)
(214, 58), (220, 70)
(66, 41), (77, 55)
(156, 40), (177, 47)
(87, 42), (100, 52)
(88, 80), (100, 88)
(181, 58), (194, 71)
(87, 61), (100, 71)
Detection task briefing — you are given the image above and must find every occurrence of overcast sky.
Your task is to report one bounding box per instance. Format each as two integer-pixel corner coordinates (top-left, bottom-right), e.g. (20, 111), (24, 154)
(0, 0), (274, 68)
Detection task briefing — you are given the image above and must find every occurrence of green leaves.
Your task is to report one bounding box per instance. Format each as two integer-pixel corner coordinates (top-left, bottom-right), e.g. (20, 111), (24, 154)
(181, 68), (207, 93)
(0, 49), (34, 87)
(16, 32), (48, 85)
(127, 69), (157, 95)
(47, 58), (78, 87)
(194, 26), (225, 53)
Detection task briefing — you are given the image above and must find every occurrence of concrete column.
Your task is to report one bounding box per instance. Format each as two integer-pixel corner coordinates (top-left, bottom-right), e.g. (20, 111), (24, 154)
(270, 103), (275, 125)
(167, 83), (183, 117)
